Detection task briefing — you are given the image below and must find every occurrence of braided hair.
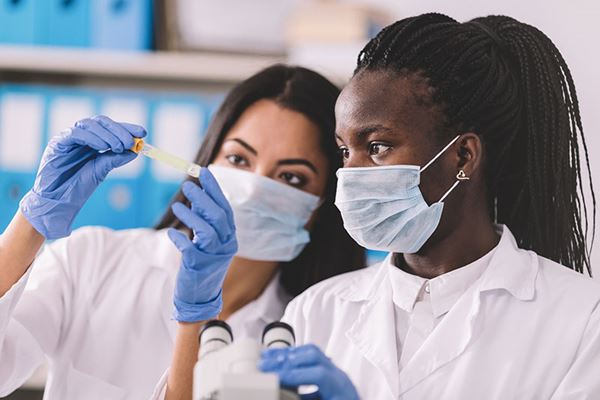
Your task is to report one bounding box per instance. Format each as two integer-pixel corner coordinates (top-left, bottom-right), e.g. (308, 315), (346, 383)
(356, 13), (595, 274)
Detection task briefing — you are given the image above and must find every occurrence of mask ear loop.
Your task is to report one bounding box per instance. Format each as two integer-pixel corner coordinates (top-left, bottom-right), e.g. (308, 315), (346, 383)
(439, 170), (471, 202)
(439, 181), (460, 203)
(419, 135), (461, 173)
(418, 134), (465, 203)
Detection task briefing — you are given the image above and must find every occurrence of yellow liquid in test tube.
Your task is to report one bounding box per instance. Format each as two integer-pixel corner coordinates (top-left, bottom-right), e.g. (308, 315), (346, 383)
(131, 138), (201, 178)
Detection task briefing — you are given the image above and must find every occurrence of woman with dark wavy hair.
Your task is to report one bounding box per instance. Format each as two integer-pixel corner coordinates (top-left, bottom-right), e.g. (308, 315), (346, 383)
(0, 65), (364, 400)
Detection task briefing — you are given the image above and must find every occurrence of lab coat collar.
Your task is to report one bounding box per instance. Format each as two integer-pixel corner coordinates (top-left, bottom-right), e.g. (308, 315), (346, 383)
(337, 225), (537, 303)
(336, 257), (391, 302)
(389, 244), (496, 318)
(478, 225), (538, 301)
(386, 259), (426, 312)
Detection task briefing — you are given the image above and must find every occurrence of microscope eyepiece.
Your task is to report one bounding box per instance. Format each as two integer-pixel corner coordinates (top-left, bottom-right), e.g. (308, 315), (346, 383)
(262, 321), (295, 349)
(199, 320), (233, 358)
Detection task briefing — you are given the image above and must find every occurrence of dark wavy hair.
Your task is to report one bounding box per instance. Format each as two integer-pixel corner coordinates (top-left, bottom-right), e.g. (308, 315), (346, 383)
(156, 64), (366, 295)
(356, 13), (595, 274)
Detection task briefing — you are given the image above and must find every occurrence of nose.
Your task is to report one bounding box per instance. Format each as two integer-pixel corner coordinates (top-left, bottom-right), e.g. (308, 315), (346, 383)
(251, 164), (277, 180)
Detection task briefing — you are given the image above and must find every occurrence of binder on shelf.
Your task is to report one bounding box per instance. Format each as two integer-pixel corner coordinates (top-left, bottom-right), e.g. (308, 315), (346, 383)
(37, 0), (91, 47)
(0, 0), (38, 45)
(91, 0), (153, 50)
(0, 86), (47, 230)
(46, 91), (96, 141)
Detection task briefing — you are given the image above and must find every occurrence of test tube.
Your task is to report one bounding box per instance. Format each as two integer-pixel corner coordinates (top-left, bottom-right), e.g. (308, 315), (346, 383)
(131, 138), (201, 178)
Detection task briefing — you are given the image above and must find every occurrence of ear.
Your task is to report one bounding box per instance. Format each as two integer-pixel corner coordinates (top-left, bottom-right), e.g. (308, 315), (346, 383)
(454, 133), (483, 179)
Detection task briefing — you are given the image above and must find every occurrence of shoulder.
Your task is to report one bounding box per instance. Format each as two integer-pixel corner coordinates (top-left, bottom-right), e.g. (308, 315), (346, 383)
(286, 263), (384, 315)
(65, 225), (159, 244)
(535, 255), (600, 305)
(283, 262), (385, 345)
(55, 226), (166, 253)
(490, 226), (600, 309)
(45, 226), (172, 281)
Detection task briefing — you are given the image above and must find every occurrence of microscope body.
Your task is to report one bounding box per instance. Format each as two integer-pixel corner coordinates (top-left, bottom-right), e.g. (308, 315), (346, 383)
(193, 321), (300, 400)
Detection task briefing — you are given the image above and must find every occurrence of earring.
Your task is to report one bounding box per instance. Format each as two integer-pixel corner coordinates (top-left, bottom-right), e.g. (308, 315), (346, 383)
(456, 170), (470, 181)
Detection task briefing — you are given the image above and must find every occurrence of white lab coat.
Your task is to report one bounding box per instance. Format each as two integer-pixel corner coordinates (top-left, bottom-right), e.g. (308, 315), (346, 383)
(0, 226), (290, 400)
(283, 226), (600, 399)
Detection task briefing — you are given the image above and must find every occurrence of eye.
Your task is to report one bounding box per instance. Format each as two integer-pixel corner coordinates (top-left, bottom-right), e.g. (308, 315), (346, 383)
(338, 146), (350, 160)
(368, 142), (392, 157)
(279, 172), (306, 188)
(225, 154), (249, 167)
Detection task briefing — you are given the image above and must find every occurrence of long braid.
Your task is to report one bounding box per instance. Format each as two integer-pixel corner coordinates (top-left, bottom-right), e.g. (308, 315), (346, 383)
(356, 13), (595, 274)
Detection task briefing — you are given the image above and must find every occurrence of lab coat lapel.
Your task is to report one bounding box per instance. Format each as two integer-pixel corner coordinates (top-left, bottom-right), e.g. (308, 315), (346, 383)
(397, 281), (483, 395)
(346, 270), (400, 399)
(397, 225), (538, 395)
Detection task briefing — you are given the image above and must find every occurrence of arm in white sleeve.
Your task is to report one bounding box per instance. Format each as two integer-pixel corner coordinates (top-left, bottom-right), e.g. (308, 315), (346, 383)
(551, 301), (600, 399)
(149, 368), (169, 400)
(0, 242), (72, 396)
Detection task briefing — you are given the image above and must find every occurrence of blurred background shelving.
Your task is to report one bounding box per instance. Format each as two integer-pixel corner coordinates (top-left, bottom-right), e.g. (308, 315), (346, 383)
(0, 45), (284, 89)
(1, 0), (599, 399)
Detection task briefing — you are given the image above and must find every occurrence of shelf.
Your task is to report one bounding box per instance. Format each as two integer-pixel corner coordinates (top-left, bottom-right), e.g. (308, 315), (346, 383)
(0, 45), (285, 84)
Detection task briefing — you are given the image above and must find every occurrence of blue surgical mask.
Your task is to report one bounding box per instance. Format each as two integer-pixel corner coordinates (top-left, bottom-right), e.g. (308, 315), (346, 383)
(208, 164), (320, 261)
(334, 135), (462, 254)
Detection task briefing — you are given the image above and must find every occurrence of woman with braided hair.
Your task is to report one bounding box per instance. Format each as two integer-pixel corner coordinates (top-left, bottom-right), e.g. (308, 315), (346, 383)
(163, 13), (598, 400)
(254, 13), (599, 399)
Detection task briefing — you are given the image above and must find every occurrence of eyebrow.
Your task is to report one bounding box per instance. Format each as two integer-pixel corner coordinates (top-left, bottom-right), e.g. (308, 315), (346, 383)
(278, 159), (318, 174)
(228, 138), (257, 155)
(336, 124), (393, 140)
(227, 138), (318, 174)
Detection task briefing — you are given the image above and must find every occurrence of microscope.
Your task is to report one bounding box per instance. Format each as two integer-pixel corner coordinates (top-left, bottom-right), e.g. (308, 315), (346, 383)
(193, 320), (301, 400)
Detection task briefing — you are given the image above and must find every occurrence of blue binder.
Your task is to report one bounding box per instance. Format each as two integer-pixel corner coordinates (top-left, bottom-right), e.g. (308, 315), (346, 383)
(0, 85), (48, 232)
(0, 85), (217, 233)
(0, 0), (38, 45)
(0, 171), (36, 230)
(37, 0), (90, 47)
(91, 0), (153, 50)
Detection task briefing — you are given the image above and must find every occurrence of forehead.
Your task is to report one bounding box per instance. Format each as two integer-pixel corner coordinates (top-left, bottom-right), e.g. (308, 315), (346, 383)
(335, 70), (442, 139)
(224, 99), (323, 159)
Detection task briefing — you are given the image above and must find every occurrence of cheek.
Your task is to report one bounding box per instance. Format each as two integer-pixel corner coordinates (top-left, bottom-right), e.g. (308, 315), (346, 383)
(419, 179), (442, 205)
(419, 161), (456, 204)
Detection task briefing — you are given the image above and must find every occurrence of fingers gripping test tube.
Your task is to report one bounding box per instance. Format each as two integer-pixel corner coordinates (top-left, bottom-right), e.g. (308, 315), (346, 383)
(131, 138), (201, 178)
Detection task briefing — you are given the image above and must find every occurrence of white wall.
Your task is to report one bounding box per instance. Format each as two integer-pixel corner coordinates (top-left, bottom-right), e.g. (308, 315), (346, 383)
(366, 0), (600, 275)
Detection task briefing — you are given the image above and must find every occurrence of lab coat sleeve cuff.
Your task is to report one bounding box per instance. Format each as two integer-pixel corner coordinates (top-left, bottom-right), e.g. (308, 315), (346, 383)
(149, 368), (169, 400)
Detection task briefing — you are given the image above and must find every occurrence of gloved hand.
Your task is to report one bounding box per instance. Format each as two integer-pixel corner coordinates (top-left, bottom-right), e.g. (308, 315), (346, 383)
(260, 344), (360, 400)
(168, 167), (238, 323)
(19, 115), (146, 240)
